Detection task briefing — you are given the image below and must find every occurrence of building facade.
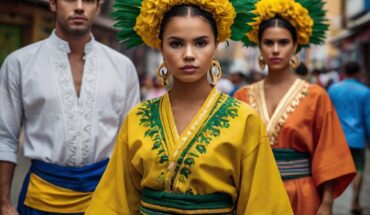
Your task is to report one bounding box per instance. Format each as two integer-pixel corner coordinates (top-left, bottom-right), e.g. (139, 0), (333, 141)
(332, 0), (370, 85)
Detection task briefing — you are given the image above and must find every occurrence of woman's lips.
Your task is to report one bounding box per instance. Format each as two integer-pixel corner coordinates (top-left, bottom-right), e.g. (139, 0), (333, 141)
(180, 65), (198, 73)
(270, 58), (283, 64)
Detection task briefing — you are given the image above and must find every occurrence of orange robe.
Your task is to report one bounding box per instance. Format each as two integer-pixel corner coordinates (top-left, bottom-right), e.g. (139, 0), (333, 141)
(234, 79), (356, 215)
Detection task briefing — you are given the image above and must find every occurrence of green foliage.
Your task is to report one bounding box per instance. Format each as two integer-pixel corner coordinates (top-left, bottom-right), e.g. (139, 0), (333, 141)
(230, 0), (258, 42)
(111, 0), (143, 48)
(297, 0), (329, 45)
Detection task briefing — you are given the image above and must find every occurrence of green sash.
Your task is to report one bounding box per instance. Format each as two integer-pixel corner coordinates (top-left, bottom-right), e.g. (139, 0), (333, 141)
(140, 188), (234, 214)
(273, 148), (311, 180)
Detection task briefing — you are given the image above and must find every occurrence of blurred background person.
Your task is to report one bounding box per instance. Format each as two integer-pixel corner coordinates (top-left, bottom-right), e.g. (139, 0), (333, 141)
(144, 76), (167, 100)
(228, 59), (247, 96)
(216, 78), (234, 95)
(139, 74), (152, 100)
(248, 69), (265, 84)
(328, 61), (370, 215)
(324, 68), (341, 89)
(311, 68), (324, 87)
(317, 68), (340, 90)
(295, 62), (310, 81)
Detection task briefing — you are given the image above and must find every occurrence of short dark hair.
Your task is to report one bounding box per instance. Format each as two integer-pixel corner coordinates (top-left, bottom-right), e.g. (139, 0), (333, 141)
(159, 5), (218, 43)
(258, 16), (297, 44)
(343, 61), (361, 76)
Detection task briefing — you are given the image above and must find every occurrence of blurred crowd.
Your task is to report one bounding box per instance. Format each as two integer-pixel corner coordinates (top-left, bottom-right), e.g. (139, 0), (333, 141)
(138, 61), (369, 101)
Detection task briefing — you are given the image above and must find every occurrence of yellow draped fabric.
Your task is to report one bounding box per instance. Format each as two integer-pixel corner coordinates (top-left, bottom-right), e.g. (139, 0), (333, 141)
(86, 88), (293, 214)
(24, 174), (92, 213)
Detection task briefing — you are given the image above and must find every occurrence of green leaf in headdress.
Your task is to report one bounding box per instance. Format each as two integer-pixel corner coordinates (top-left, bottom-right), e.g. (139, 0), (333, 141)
(111, 0), (143, 48)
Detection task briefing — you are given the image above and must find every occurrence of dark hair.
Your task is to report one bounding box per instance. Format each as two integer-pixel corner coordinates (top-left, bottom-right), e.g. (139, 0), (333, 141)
(159, 5), (218, 42)
(312, 68), (322, 75)
(56, 0), (101, 4)
(343, 61), (361, 76)
(295, 62), (308, 76)
(258, 16), (297, 44)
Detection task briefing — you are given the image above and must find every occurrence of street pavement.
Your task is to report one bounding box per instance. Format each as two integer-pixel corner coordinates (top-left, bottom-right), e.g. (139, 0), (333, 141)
(333, 149), (370, 215)
(10, 148), (370, 214)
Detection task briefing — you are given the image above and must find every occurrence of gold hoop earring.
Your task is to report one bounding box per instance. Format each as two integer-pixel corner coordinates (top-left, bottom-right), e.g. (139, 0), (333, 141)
(258, 55), (266, 70)
(290, 55), (300, 70)
(156, 62), (169, 86)
(207, 59), (222, 86)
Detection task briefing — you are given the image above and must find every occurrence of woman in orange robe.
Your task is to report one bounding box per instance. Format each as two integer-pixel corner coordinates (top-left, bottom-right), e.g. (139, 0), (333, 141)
(234, 0), (356, 214)
(235, 79), (356, 214)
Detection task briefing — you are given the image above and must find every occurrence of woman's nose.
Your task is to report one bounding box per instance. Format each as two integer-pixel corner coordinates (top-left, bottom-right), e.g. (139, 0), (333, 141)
(272, 43), (279, 55)
(184, 45), (195, 61)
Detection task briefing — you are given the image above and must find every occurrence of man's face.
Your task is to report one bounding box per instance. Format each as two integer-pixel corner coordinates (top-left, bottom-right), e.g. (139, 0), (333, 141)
(49, 0), (100, 37)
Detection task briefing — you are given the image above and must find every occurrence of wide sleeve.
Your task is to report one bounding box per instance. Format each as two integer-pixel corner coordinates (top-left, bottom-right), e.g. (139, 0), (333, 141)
(0, 55), (23, 163)
(235, 112), (293, 215)
(85, 118), (142, 215)
(311, 90), (356, 198)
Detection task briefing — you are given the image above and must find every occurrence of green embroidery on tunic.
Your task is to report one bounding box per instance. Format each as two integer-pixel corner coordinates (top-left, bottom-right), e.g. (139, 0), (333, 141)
(137, 98), (169, 164)
(137, 94), (241, 185)
(177, 94), (240, 181)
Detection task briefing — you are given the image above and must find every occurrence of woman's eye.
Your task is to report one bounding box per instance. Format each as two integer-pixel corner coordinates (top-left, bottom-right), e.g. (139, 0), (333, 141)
(195, 40), (208, 47)
(264, 41), (273, 46)
(279, 40), (289, 46)
(169, 41), (182, 48)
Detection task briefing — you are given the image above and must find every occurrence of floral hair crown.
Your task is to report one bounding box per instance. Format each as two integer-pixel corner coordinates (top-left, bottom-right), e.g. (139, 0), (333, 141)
(111, 0), (257, 49)
(242, 0), (329, 49)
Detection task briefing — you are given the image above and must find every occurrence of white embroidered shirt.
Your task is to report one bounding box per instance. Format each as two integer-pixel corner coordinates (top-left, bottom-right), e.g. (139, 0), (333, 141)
(0, 31), (140, 166)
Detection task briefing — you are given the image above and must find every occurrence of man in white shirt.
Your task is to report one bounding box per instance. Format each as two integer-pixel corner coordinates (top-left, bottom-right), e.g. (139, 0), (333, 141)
(0, 0), (140, 214)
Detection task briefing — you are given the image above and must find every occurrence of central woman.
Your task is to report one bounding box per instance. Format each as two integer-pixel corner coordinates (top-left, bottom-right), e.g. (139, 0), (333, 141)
(86, 2), (292, 214)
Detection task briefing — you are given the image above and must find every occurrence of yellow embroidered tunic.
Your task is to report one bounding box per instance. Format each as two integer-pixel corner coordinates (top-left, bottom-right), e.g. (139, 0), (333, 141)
(86, 88), (293, 214)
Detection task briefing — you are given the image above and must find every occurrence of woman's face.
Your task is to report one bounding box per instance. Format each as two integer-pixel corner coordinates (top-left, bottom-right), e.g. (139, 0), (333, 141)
(160, 15), (217, 85)
(259, 26), (297, 71)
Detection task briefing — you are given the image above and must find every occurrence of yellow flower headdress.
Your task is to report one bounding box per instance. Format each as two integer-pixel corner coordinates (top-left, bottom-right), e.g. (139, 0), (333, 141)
(112, 0), (256, 49)
(242, 0), (329, 49)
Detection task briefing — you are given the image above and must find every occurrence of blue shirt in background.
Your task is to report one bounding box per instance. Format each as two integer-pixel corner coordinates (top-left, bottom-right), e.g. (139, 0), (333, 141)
(328, 79), (370, 148)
